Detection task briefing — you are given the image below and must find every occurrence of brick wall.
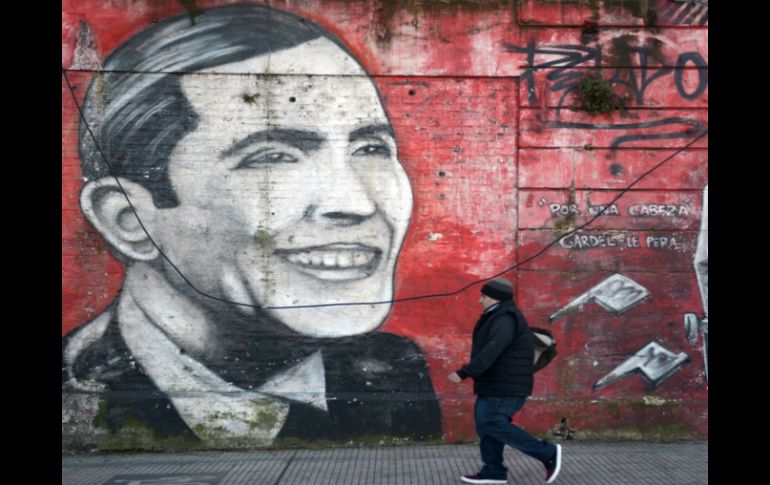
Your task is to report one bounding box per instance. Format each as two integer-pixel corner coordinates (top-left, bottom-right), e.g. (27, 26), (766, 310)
(62, 0), (707, 450)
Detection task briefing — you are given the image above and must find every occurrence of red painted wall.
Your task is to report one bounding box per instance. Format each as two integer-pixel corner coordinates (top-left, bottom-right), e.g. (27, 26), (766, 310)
(62, 0), (707, 444)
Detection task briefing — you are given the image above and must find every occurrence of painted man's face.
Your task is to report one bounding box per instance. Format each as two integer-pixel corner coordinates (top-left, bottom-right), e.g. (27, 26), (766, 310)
(152, 38), (413, 337)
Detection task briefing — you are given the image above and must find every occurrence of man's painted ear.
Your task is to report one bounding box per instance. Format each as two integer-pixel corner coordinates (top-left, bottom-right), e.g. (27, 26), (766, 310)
(79, 177), (160, 261)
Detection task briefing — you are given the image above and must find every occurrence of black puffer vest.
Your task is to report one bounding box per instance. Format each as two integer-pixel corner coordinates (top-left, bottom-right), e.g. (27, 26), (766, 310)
(470, 300), (534, 396)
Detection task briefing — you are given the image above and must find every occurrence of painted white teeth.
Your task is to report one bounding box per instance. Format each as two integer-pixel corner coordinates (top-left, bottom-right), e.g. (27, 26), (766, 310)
(322, 254), (336, 267)
(337, 252), (352, 268)
(353, 251), (368, 266)
(284, 249), (376, 269)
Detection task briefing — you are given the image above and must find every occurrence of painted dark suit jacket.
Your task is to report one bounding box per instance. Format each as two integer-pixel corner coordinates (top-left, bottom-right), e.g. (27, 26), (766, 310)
(62, 313), (442, 443)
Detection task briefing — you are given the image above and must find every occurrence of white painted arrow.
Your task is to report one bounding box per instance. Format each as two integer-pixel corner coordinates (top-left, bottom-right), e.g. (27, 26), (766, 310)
(593, 342), (690, 392)
(550, 273), (650, 323)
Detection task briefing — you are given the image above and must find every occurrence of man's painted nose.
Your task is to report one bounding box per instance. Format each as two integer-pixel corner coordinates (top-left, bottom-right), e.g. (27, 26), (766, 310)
(309, 151), (377, 226)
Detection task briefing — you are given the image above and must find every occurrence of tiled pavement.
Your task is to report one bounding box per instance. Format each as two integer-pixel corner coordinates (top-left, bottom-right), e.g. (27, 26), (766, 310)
(62, 441), (707, 484)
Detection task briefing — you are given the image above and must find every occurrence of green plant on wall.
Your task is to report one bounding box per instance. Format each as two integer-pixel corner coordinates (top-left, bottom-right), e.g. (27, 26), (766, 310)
(577, 76), (626, 115)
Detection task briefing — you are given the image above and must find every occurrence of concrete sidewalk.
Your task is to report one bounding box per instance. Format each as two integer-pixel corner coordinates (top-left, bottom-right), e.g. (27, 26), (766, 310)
(62, 441), (707, 485)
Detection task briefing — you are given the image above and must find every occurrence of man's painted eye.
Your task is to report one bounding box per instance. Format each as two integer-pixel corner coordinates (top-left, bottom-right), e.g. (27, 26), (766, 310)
(234, 151), (298, 169)
(353, 144), (391, 157)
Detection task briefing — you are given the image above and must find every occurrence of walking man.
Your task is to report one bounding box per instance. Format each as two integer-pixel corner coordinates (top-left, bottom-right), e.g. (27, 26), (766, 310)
(449, 278), (562, 484)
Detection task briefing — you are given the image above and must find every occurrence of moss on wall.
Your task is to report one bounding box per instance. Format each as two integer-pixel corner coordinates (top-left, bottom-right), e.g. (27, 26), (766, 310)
(340, 0), (515, 44)
(575, 423), (699, 441)
(577, 76), (626, 115)
(95, 418), (203, 452)
(603, 0), (657, 28)
(273, 434), (445, 449)
(554, 188), (578, 234)
(177, 0), (204, 24)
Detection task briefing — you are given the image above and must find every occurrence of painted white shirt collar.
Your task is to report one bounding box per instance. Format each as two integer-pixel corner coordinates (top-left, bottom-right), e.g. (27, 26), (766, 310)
(112, 265), (328, 444)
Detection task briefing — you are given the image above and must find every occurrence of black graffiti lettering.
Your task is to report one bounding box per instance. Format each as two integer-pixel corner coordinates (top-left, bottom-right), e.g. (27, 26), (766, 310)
(505, 39), (707, 108)
(547, 117), (705, 151)
(547, 117), (701, 131)
(504, 42), (602, 106)
(550, 70), (590, 113)
(506, 41), (537, 104)
(606, 37), (674, 104)
(609, 64), (673, 105)
(608, 126), (703, 151)
(674, 52), (708, 100)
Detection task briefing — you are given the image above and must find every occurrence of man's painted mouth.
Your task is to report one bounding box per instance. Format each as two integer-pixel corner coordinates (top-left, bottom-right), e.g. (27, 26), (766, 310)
(274, 243), (383, 281)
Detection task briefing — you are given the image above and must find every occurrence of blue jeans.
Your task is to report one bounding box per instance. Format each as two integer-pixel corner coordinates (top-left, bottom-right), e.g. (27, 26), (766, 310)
(474, 396), (557, 480)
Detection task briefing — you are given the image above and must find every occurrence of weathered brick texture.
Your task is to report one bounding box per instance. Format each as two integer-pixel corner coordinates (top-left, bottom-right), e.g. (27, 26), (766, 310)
(62, 0), (708, 450)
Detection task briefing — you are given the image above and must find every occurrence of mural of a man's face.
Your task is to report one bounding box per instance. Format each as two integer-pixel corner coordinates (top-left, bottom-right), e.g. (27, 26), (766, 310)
(147, 38), (413, 337)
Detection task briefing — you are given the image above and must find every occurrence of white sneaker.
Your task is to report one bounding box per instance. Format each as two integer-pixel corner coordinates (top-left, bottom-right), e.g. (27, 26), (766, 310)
(461, 473), (507, 484)
(545, 444), (562, 483)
